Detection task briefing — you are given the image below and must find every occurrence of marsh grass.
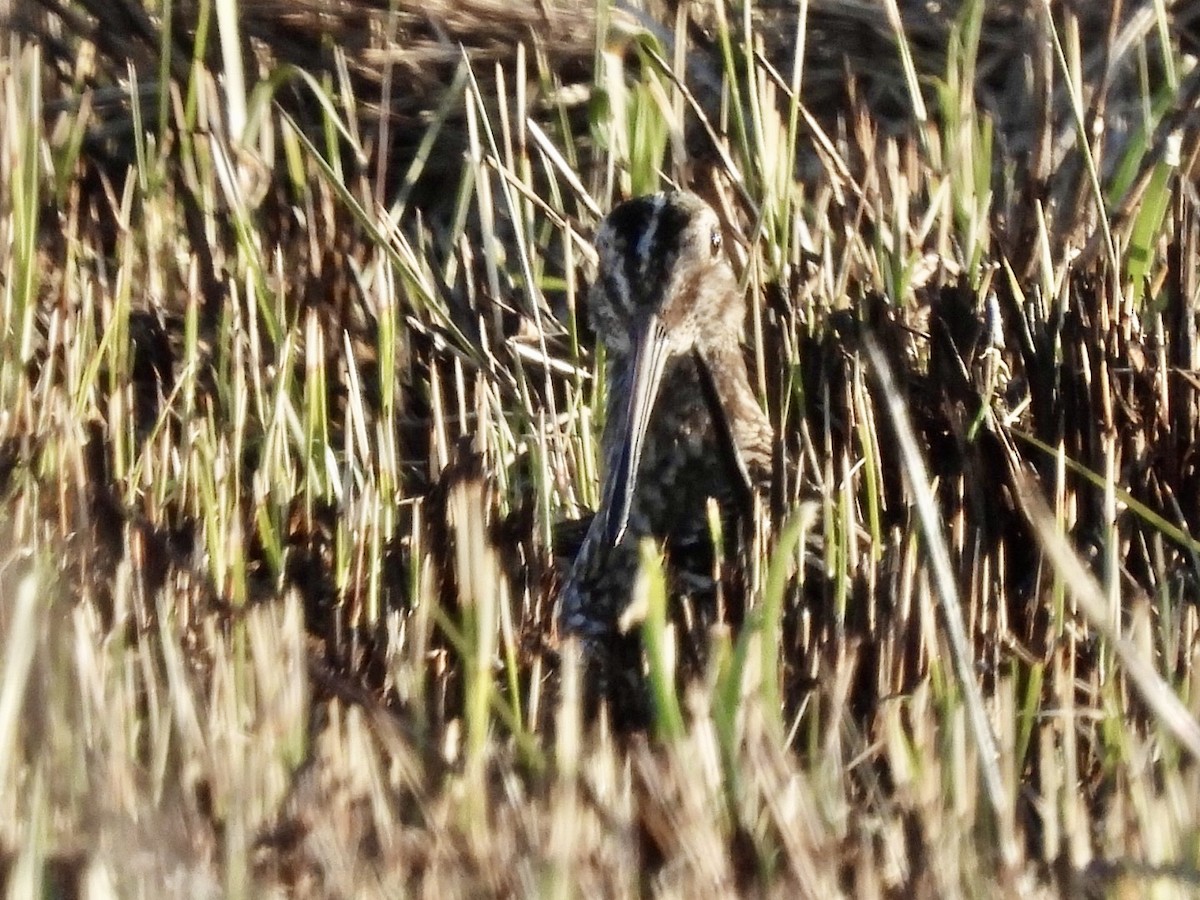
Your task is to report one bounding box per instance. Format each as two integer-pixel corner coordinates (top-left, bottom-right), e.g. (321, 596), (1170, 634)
(4, 0), (1200, 895)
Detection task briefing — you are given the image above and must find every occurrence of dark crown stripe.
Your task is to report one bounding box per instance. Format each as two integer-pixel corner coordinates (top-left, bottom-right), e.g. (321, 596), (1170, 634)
(653, 196), (695, 255)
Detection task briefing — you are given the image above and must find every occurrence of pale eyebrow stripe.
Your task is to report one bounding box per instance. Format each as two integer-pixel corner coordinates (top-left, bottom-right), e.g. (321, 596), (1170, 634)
(604, 268), (629, 317)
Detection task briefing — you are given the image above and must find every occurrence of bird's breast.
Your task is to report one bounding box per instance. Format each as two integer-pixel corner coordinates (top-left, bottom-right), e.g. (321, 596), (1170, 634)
(613, 356), (738, 542)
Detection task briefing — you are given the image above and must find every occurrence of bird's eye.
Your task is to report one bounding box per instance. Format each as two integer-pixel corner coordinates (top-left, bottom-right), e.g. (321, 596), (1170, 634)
(709, 229), (722, 255)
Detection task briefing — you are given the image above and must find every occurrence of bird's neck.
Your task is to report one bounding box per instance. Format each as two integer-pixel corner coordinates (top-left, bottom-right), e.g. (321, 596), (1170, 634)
(696, 340), (773, 486)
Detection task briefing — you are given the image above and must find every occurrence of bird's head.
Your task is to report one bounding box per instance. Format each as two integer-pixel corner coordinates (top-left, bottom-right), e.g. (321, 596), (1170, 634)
(589, 191), (743, 355)
(587, 191), (747, 545)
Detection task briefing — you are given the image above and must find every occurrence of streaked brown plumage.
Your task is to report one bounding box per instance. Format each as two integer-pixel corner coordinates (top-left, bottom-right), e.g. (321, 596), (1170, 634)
(560, 191), (774, 652)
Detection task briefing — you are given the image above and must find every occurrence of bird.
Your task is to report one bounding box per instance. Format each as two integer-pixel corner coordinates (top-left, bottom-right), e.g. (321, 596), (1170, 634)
(559, 191), (775, 712)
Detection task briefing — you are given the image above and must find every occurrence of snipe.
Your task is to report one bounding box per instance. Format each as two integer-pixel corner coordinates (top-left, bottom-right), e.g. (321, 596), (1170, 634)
(560, 191), (774, 654)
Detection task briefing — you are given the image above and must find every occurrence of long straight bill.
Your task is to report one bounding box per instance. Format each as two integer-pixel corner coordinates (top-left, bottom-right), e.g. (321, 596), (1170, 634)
(603, 314), (672, 546)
